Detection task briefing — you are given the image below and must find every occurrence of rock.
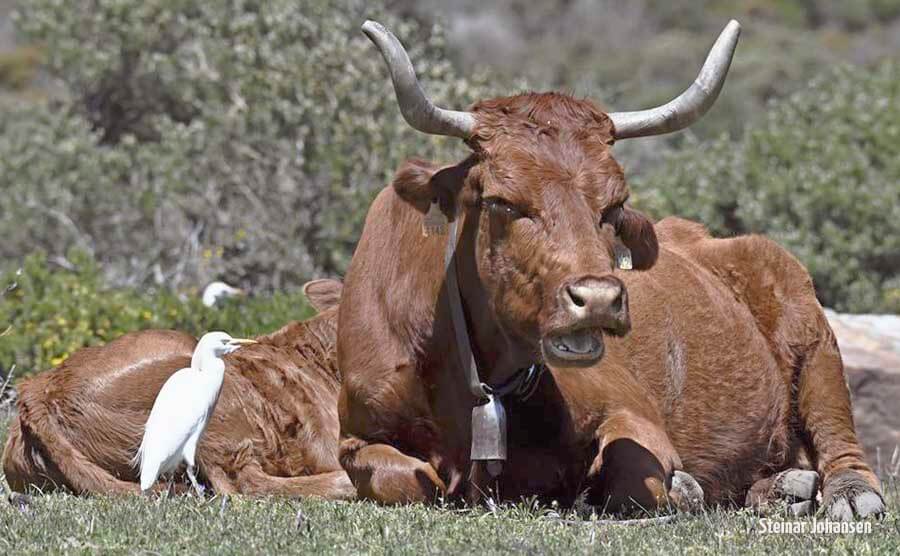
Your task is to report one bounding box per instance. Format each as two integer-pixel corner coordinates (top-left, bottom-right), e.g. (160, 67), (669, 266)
(825, 309), (900, 472)
(825, 310), (900, 371)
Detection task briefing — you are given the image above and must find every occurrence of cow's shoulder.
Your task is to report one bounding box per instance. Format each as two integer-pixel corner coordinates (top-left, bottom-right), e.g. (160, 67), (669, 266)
(656, 217), (812, 294)
(655, 216), (823, 348)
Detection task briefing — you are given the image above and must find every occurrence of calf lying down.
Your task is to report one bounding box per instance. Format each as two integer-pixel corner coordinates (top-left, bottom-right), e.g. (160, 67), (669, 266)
(2, 280), (354, 499)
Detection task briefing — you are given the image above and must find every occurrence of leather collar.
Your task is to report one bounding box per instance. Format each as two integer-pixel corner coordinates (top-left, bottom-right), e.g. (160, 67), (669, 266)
(443, 217), (544, 474)
(443, 218), (544, 403)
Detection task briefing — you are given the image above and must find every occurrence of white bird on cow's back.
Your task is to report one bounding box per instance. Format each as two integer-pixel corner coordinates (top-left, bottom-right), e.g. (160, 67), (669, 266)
(201, 281), (245, 308)
(134, 331), (257, 495)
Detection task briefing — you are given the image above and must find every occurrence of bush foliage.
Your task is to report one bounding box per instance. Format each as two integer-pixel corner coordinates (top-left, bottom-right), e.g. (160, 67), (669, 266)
(1, 0), (897, 316)
(0, 252), (314, 378)
(636, 62), (900, 313)
(3, 0), (488, 291)
(412, 0), (900, 140)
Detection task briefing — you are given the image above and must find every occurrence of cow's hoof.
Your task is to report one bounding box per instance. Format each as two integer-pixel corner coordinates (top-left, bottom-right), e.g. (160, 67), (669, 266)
(774, 469), (819, 501)
(788, 500), (815, 517)
(746, 469), (820, 514)
(822, 469), (885, 521)
(669, 470), (704, 512)
(7, 493), (33, 515)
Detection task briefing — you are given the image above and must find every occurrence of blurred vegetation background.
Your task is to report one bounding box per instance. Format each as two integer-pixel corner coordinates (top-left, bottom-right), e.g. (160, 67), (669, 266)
(0, 0), (898, 377)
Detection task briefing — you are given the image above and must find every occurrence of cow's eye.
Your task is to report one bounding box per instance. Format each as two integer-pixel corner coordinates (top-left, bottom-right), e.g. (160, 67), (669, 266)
(483, 197), (524, 220)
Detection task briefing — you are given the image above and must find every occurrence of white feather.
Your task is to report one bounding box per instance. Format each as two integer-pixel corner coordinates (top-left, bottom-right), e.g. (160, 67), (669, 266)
(135, 331), (255, 493)
(201, 281), (244, 307)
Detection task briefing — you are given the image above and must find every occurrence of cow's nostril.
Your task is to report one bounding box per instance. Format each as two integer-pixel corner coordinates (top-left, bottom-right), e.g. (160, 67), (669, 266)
(566, 285), (586, 308)
(610, 292), (623, 314)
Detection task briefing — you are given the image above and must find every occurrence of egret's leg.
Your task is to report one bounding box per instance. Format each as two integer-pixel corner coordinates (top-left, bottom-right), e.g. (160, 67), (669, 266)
(186, 465), (205, 497)
(152, 475), (174, 506)
(182, 427), (206, 497)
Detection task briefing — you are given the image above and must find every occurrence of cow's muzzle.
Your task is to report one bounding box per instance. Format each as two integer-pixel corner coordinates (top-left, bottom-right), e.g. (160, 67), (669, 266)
(542, 276), (630, 365)
(543, 329), (606, 363)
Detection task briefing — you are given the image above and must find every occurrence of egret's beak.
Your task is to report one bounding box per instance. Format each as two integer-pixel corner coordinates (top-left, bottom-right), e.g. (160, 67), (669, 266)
(228, 338), (257, 347)
(233, 288), (247, 297)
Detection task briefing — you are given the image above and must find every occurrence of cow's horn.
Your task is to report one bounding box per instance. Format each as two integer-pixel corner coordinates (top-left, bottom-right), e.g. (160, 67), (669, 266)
(362, 20), (475, 139)
(609, 20), (741, 140)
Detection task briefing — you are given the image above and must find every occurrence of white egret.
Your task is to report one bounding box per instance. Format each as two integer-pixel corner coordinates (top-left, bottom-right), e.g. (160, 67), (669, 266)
(201, 281), (245, 307)
(135, 331), (257, 494)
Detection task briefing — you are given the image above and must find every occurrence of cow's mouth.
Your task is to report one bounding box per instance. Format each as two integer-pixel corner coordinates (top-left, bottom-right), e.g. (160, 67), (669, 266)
(541, 329), (604, 364)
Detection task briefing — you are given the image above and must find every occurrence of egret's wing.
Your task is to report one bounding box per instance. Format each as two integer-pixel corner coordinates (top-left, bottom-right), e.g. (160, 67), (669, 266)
(137, 367), (210, 473)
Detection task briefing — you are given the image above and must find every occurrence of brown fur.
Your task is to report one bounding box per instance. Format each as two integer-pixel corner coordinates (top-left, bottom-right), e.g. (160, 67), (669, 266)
(302, 279), (343, 313)
(336, 92), (880, 512)
(3, 280), (355, 499)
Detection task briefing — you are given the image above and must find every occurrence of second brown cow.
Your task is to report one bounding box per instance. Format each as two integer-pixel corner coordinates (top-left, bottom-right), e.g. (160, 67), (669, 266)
(3, 279), (354, 499)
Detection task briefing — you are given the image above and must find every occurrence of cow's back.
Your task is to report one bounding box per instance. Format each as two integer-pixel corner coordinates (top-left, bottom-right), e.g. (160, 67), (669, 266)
(4, 330), (196, 492)
(200, 309), (344, 482)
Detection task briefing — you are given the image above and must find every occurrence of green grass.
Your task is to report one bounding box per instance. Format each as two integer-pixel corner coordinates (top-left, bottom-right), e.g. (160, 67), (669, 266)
(1, 413), (898, 555)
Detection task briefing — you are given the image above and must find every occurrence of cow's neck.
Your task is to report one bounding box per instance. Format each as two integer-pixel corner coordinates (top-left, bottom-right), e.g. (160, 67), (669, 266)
(450, 209), (535, 387)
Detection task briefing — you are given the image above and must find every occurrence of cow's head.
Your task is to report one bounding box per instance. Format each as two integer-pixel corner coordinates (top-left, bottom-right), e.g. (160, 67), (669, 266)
(364, 20), (739, 366)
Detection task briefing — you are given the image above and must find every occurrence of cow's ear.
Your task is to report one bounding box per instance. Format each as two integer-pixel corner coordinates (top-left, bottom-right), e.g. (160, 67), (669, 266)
(302, 278), (342, 312)
(617, 207), (658, 270)
(393, 157), (473, 217)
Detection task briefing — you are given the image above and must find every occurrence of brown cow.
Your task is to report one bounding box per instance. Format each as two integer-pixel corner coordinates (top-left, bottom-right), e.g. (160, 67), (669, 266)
(336, 21), (884, 519)
(3, 279), (355, 499)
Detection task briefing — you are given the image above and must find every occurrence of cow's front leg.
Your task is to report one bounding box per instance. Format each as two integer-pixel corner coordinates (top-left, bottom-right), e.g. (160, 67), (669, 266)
(339, 437), (446, 505)
(584, 409), (695, 514)
(747, 469), (820, 516)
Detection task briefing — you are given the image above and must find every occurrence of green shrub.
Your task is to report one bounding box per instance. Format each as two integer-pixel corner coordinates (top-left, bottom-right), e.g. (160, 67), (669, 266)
(0, 46), (42, 90)
(636, 62), (900, 313)
(3, 0), (491, 291)
(409, 0), (900, 145)
(0, 252), (314, 378)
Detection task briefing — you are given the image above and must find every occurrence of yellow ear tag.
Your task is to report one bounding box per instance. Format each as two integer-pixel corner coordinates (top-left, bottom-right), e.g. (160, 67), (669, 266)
(423, 199), (448, 237)
(614, 241), (633, 270)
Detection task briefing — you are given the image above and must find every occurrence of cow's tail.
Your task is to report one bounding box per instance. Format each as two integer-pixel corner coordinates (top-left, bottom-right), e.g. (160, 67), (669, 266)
(4, 381), (139, 495)
(2, 415), (35, 492)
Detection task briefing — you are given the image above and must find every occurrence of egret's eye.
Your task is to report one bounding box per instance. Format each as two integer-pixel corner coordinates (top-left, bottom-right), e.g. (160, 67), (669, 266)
(483, 197), (524, 220)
